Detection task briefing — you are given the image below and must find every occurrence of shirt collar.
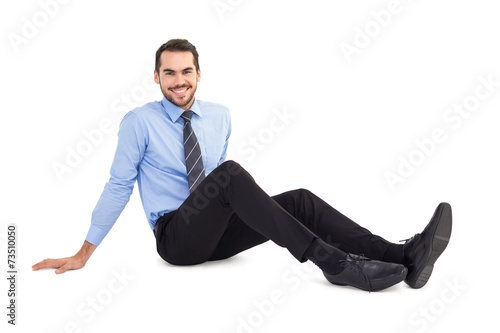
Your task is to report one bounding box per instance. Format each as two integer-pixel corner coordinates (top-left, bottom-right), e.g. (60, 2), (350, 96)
(161, 97), (202, 123)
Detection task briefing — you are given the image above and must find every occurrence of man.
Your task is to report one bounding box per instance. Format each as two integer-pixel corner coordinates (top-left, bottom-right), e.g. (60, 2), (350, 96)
(33, 39), (452, 292)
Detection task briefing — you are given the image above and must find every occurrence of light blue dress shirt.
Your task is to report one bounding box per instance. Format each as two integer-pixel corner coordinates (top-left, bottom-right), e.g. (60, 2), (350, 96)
(86, 97), (231, 246)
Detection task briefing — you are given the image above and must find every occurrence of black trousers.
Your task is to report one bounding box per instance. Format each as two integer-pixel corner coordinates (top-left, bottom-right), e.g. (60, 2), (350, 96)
(155, 160), (398, 265)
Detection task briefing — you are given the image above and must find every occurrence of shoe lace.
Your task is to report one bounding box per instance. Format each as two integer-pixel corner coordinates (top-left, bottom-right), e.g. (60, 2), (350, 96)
(399, 237), (413, 244)
(400, 233), (421, 244)
(340, 254), (372, 292)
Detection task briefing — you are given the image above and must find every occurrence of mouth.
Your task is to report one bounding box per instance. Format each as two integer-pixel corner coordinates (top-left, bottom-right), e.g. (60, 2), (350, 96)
(170, 85), (190, 97)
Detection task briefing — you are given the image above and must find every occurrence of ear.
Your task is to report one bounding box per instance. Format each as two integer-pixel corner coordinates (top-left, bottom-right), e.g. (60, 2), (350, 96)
(197, 69), (201, 82)
(154, 70), (160, 84)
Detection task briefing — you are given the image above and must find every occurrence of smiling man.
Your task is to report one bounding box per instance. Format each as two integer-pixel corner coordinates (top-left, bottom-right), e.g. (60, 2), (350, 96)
(157, 50), (199, 108)
(33, 39), (452, 292)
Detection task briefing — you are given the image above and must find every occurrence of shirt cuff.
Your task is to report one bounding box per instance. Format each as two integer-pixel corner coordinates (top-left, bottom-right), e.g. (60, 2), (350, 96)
(85, 225), (108, 246)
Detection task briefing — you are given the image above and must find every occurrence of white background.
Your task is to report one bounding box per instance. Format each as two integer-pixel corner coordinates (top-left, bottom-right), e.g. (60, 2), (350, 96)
(1, 0), (499, 332)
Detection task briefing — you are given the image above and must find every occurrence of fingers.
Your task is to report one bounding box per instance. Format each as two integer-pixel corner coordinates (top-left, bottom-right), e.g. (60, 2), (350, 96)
(55, 263), (70, 274)
(32, 258), (68, 271)
(33, 257), (85, 274)
(56, 258), (85, 274)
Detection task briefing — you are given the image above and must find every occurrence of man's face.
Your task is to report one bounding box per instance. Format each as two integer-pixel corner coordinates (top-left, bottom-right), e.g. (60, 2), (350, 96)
(154, 51), (200, 110)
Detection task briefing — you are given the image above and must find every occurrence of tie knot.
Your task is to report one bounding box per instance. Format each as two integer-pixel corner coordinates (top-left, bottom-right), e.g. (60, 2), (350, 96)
(181, 110), (194, 122)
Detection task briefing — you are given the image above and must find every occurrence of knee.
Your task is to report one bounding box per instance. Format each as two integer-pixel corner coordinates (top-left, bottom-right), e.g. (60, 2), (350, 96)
(273, 188), (315, 209)
(219, 160), (243, 174)
(288, 188), (318, 207)
(296, 188), (313, 195)
(292, 188), (315, 200)
(214, 160), (252, 182)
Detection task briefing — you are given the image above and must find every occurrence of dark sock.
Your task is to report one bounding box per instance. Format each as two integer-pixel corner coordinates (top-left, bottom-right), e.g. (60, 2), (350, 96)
(382, 243), (404, 264)
(303, 238), (347, 275)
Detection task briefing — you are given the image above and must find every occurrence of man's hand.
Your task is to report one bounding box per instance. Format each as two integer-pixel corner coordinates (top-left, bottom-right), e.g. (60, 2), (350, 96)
(32, 256), (86, 274)
(32, 240), (97, 274)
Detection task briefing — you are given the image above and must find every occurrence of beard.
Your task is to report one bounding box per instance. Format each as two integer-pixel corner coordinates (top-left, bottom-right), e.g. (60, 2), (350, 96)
(160, 83), (197, 109)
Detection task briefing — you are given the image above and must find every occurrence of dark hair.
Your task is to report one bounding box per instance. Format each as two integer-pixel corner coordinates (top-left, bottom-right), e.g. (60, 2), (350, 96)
(155, 39), (200, 73)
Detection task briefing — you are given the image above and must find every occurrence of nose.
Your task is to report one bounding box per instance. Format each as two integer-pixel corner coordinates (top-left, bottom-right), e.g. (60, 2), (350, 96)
(172, 73), (186, 87)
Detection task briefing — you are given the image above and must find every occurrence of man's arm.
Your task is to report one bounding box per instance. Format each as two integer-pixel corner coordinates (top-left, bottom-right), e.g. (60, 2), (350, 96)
(33, 111), (145, 274)
(32, 240), (96, 274)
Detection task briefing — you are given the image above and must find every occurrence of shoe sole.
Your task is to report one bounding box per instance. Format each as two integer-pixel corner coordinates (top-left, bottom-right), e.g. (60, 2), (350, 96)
(407, 202), (452, 289)
(324, 267), (408, 292)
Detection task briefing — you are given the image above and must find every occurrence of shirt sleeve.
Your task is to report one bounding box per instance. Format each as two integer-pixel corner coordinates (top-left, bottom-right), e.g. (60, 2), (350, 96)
(218, 108), (232, 165)
(85, 111), (147, 246)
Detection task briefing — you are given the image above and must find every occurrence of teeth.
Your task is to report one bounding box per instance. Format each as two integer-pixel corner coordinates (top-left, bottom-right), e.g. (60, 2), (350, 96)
(172, 88), (187, 93)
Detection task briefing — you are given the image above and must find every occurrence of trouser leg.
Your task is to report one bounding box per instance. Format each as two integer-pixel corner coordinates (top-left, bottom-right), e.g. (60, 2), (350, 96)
(272, 189), (403, 262)
(155, 161), (317, 265)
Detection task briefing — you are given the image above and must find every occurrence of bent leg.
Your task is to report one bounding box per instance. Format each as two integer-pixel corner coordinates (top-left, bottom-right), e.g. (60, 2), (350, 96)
(155, 161), (317, 265)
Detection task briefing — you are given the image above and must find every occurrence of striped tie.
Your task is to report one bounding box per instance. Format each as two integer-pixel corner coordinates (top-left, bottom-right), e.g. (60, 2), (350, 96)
(181, 111), (205, 192)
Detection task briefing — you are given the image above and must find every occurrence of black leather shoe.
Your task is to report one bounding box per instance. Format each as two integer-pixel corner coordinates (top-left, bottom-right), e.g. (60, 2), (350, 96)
(403, 202), (452, 289)
(323, 254), (408, 292)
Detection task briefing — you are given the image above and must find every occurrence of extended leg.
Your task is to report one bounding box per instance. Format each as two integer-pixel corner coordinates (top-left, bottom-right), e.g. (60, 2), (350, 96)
(272, 189), (404, 263)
